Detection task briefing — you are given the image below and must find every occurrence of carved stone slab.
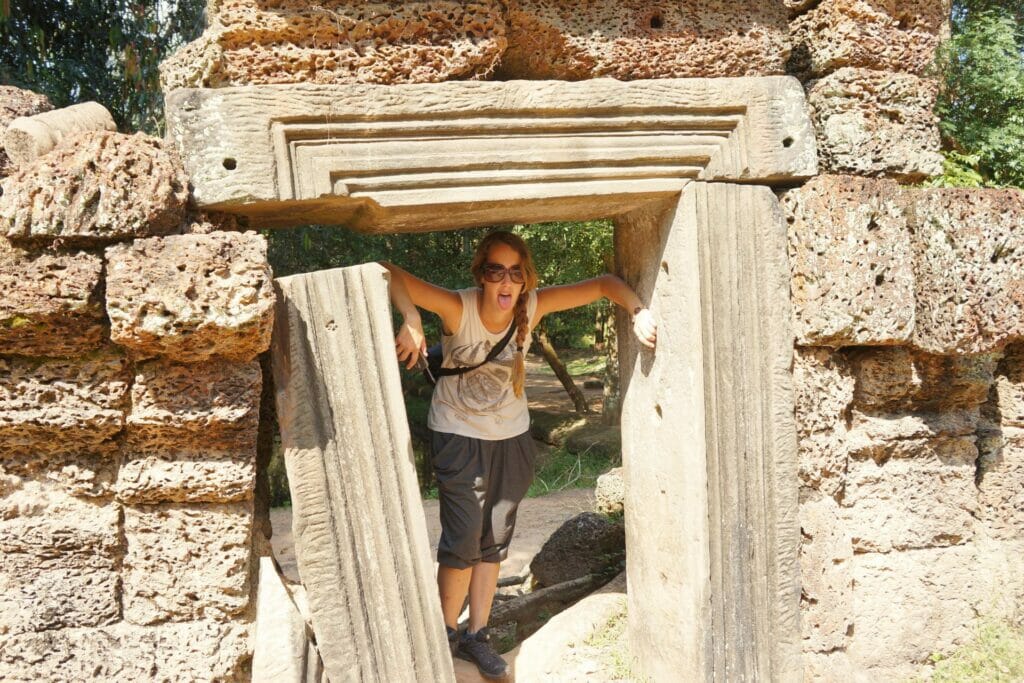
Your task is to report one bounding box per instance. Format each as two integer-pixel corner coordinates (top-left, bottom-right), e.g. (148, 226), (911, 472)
(165, 78), (816, 231)
(616, 183), (801, 682)
(271, 263), (453, 683)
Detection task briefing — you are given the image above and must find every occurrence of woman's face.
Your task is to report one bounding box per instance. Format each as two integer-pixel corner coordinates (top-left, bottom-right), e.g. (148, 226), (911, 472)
(480, 242), (525, 313)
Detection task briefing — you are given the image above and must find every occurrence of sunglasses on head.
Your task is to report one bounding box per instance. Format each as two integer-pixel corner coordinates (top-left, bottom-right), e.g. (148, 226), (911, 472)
(482, 263), (525, 284)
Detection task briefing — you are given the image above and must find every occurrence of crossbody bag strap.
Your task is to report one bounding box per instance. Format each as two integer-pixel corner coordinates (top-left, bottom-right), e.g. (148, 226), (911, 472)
(435, 321), (517, 378)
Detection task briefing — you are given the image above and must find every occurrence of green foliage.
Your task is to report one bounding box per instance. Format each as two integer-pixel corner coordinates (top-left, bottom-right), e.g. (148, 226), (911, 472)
(0, 0), (205, 133)
(921, 619), (1024, 683)
(526, 444), (615, 498)
(935, 2), (1024, 187)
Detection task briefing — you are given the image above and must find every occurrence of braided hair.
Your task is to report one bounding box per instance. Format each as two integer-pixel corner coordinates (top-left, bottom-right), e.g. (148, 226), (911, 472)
(470, 231), (538, 398)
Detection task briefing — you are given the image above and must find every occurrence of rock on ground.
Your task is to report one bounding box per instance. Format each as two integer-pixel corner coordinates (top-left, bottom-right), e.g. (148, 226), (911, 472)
(529, 512), (624, 587)
(160, 0), (507, 90)
(0, 131), (189, 245)
(594, 467), (624, 515)
(499, 0), (789, 80)
(105, 232), (275, 363)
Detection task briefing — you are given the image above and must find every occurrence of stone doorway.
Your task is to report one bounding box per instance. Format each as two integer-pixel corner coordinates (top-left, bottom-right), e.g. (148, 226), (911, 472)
(167, 76), (817, 682)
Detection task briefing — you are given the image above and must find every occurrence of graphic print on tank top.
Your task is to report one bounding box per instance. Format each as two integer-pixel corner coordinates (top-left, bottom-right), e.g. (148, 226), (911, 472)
(448, 336), (518, 414)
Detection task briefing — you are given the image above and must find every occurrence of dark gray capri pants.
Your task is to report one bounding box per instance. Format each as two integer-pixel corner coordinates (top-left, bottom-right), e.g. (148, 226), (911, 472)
(431, 430), (536, 569)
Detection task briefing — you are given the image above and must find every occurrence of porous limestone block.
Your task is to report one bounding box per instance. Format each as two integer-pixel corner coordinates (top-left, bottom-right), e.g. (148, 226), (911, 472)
(0, 131), (189, 245)
(159, 0), (506, 90)
(994, 344), (1024, 428)
(847, 545), (979, 675)
(0, 86), (52, 176)
(789, 0), (947, 77)
(798, 496), (852, 654)
(793, 347), (854, 498)
(977, 429), (1024, 540)
(909, 189), (1024, 354)
(106, 232), (275, 362)
(0, 444), (120, 499)
(499, 0), (789, 80)
(0, 238), (105, 357)
(0, 352), (130, 456)
(847, 347), (997, 414)
(3, 101), (117, 166)
(807, 68), (942, 181)
(117, 447), (255, 505)
(594, 466), (624, 515)
(784, 175), (913, 347)
(122, 501), (253, 624)
(0, 620), (251, 682)
(0, 478), (121, 635)
(842, 437), (977, 552)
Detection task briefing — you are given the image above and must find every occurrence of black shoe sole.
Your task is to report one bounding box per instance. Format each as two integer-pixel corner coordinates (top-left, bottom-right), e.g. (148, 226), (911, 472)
(454, 651), (510, 681)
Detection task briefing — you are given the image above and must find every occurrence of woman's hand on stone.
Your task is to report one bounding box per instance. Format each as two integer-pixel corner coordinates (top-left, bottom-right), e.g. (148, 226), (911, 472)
(632, 308), (657, 349)
(396, 318), (427, 370)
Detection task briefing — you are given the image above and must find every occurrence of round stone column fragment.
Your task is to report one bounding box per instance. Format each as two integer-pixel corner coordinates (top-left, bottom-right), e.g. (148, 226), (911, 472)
(105, 231), (275, 363)
(0, 86), (52, 176)
(499, 0), (790, 80)
(0, 131), (189, 245)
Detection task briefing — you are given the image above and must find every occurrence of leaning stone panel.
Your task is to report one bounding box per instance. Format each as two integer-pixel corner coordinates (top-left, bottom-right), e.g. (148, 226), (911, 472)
(0, 352), (130, 455)
(789, 0), (947, 77)
(165, 78), (816, 229)
(159, 0), (507, 90)
(0, 238), (106, 357)
(499, 0), (790, 80)
(272, 263), (453, 682)
(784, 175), (913, 347)
(0, 479), (121, 635)
(0, 131), (189, 246)
(105, 232), (275, 362)
(910, 188), (1024, 354)
(807, 68), (942, 181)
(122, 501), (253, 625)
(0, 620), (250, 682)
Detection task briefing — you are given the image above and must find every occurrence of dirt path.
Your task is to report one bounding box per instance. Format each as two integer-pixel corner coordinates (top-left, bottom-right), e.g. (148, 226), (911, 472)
(270, 487), (595, 584)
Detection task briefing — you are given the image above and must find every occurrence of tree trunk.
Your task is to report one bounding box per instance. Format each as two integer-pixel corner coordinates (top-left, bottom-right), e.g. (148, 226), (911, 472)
(533, 325), (591, 414)
(602, 310), (621, 426)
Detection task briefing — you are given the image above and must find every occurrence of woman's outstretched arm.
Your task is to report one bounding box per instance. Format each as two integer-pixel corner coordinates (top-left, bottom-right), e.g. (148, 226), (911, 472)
(379, 261), (463, 369)
(536, 274), (657, 349)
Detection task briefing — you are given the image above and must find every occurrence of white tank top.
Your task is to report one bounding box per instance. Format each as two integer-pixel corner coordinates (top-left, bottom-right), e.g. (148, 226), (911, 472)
(427, 288), (538, 440)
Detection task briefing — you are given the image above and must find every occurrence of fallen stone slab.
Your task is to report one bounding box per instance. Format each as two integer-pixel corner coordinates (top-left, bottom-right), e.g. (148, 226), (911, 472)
(807, 68), (942, 181)
(0, 237), (106, 357)
(784, 175), (914, 347)
(3, 101), (116, 166)
(0, 620), (251, 682)
(0, 351), (130, 456)
(499, 0), (789, 80)
(789, 0), (947, 77)
(0, 131), (189, 245)
(159, 0), (506, 90)
(272, 263), (453, 682)
(122, 501), (253, 625)
(106, 232), (275, 362)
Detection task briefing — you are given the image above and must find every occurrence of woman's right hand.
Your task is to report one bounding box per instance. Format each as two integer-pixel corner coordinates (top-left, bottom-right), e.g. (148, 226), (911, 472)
(395, 315), (427, 370)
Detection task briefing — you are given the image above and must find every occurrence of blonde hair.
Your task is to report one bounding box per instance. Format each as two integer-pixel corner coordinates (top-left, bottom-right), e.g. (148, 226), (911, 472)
(470, 231), (538, 398)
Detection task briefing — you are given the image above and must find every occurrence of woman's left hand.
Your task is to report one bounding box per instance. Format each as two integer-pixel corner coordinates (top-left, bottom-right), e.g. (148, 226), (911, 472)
(633, 308), (657, 349)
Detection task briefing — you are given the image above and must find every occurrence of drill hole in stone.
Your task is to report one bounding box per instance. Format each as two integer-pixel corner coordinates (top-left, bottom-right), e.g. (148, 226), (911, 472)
(648, 11), (664, 30)
(655, 404), (663, 418)
(782, 136), (794, 148)
(223, 158), (237, 171)
(661, 260), (670, 274)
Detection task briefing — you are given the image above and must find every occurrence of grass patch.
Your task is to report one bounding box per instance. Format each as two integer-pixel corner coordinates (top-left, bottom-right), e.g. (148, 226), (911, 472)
(921, 619), (1024, 683)
(531, 351), (607, 378)
(584, 602), (646, 682)
(527, 444), (615, 498)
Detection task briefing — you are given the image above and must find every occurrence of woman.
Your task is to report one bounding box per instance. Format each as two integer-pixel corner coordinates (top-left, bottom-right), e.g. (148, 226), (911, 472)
(383, 231), (656, 680)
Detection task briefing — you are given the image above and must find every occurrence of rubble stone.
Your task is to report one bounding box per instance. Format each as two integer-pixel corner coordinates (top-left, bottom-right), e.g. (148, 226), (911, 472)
(909, 189), (1024, 354)
(106, 232), (275, 362)
(807, 68), (942, 181)
(789, 0), (947, 77)
(0, 86), (52, 176)
(123, 501), (253, 624)
(529, 512), (625, 587)
(977, 429), (1024, 540)
(799, 496), (852, 653)
(0, 620), (251, 682)
(0, 131), (188, 245)
(594, 466), (624, 515)
(499, 0), (790, 80)
(0, 479), (121, 635)
(784, 176), (913, 347)
(0, 238), (105, 357)
(159, 0), (507, 90)
(793, 347), (854, 498)
(0, 352), (130, 456)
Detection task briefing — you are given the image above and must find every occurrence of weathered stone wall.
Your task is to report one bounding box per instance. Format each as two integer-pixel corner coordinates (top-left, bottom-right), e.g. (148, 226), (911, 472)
(0, 87), (274, 681)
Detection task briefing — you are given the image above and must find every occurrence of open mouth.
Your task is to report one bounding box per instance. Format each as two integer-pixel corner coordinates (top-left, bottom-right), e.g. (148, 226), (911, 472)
(497, 293), (513, 310)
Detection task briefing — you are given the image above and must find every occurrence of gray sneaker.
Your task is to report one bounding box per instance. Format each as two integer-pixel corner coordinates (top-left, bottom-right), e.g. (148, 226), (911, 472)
(446, 626), (459, 657)
(457, 628), (509, 680)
